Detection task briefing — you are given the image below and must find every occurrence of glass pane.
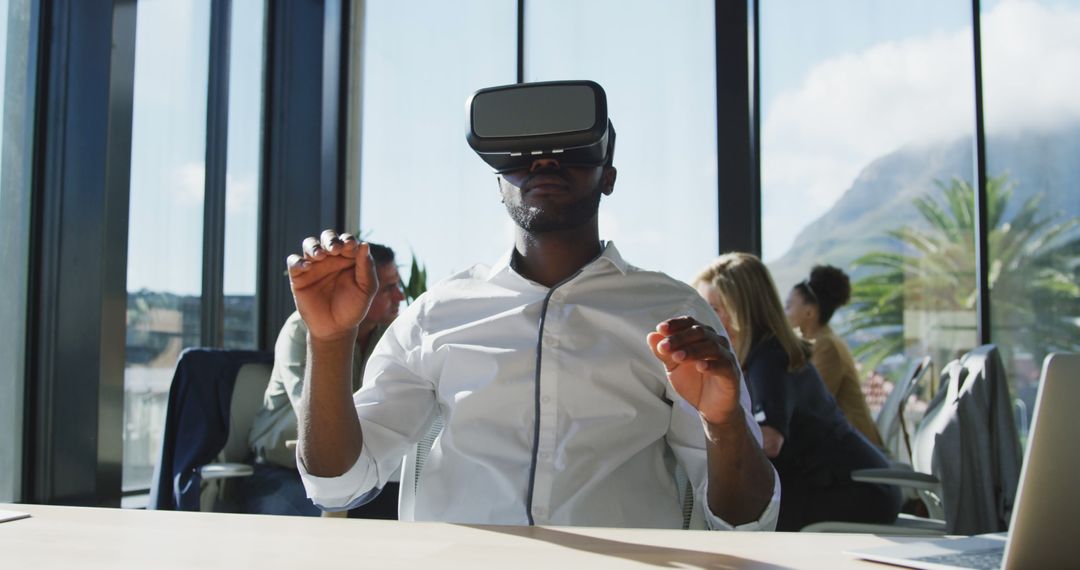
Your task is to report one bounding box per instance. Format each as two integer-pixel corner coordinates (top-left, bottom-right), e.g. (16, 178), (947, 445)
(0, 0), (34, 502)
(761, 1), (976, 426)
(981, 0), (1080, 440)
(222, 0), (266, 350)
(124, 0), (211, 492)
(358, 0), (516, 283)
(524, 0), (717, 283)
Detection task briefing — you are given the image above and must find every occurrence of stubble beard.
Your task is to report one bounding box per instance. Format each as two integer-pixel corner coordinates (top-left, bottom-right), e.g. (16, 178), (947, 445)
(504, 179), (604, 233)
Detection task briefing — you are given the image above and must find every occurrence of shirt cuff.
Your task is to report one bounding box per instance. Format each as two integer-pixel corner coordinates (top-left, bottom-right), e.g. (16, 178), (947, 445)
(702, 465), (781, 531)
(296, 444), (382, 511)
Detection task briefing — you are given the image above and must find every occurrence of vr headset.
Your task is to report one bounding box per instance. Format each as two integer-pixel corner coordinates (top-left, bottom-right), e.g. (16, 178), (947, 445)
(466, 80), (615, 174)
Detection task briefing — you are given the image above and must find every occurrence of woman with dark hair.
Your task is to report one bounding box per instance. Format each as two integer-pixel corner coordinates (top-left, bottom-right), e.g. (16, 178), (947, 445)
(786, 265), (883, 447)
(695, 254), (900, 531)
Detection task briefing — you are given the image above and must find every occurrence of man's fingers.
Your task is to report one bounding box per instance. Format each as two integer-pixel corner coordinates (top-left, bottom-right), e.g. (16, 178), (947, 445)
(289, 254), (355, 288)
(657, 316), (715, 336)
(653, 316), (737, 368)
(646, 331), (679, 372)
(667, 338), (730, 362)
(339, 233), (359, 257)
(303, 236), (326, 260)
(694, 358), (737, 378)
(286, 254), (308, 276)
(657, 323), (719, 354)
(320, 229), (343, 254)
(354, 242), (375, 289)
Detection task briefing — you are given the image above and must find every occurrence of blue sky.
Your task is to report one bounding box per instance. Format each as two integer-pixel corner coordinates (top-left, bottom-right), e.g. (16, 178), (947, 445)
(118, 0), (1080, 294)
(760, 0), (971, 117)
(126, 0), (262, 297)
(760, 0), (1080, 263)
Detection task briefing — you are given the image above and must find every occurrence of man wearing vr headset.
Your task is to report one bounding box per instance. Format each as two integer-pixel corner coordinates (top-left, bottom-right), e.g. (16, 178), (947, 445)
(287, 81), (779, 531)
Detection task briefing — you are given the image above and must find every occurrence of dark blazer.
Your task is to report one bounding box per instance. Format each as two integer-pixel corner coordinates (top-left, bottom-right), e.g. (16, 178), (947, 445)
(149, 348), (273, 510)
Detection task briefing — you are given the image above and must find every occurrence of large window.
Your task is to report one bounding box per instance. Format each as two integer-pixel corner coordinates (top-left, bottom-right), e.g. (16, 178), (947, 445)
(359, 0), (716, 285)
(222, 0), (266, 350)
(981, 0), (1080, 435)
(124, 0), (212, 492)
(0, 0), (35, 502)
(122, 0), (266, 494)
(761, 1), (977, 413)
(524, 0), (717, 282)
(358, 0), (516, 281)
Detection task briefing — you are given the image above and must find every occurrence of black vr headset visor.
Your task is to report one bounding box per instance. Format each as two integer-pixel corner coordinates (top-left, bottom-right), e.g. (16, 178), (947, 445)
(466, 80), (615, 174)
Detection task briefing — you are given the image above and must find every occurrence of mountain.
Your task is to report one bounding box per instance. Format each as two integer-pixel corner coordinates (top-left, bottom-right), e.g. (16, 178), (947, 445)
(766, 125), (1080, 295)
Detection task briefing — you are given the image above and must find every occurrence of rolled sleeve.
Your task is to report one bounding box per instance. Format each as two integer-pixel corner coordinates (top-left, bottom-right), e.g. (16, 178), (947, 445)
(701, 465), (781, 531)
(296, 443), (382, 511)
(297, 306), (438, 512)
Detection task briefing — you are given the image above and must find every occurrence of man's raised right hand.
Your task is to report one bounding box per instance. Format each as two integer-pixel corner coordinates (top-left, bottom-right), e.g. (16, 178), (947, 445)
(287, 229), (378, 342)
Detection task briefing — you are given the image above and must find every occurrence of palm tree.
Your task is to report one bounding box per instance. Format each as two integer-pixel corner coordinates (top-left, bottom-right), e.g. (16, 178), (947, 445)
(847, 175), (1080, 378)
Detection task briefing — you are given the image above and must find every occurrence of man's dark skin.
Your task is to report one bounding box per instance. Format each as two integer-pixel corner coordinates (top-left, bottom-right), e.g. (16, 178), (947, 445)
(288, 158), (775, 526)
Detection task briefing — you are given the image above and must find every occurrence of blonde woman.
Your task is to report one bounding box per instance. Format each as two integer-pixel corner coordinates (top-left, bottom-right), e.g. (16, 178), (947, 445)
(786, 265), (883, 447)
(694, 253), (899, 531)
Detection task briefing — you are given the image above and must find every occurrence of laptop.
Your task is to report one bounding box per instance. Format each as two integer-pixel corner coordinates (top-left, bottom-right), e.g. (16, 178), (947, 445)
(847, 352), (1080, 570)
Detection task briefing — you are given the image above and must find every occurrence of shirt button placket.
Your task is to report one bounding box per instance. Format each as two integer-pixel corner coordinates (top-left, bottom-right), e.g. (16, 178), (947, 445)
(532, 299), (561, 525)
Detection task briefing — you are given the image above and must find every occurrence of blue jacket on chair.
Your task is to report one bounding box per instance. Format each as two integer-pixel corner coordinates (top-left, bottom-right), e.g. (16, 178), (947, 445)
(149, 348), (273, 511)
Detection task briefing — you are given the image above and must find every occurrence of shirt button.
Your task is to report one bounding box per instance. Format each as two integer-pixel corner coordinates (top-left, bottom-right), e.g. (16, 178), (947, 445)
(533, 507), (546, 517)
(539, 451), (550, 461)
(540, 395), (551, 405)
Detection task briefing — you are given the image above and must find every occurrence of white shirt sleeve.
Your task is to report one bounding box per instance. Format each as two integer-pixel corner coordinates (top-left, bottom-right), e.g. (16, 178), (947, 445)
(297, 306), (439, 510)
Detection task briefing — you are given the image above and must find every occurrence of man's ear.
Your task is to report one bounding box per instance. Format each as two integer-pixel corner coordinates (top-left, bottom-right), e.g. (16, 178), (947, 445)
(601, 166), (617, 196)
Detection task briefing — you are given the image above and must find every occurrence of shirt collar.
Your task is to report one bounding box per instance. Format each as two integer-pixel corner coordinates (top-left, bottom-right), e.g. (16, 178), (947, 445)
(486, 240), (629, 282)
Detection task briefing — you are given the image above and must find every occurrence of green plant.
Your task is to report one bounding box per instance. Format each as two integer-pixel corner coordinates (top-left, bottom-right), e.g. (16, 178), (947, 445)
(848, 175), (1080, 374)
(404, 252), (428, 303)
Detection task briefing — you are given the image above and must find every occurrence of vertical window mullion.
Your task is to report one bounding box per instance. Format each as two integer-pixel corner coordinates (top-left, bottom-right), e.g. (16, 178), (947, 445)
(516, 0), (524, 83)
(715, 0), (759, 256)
(970, 0), (991, 346)
(202, 0), (232, 348)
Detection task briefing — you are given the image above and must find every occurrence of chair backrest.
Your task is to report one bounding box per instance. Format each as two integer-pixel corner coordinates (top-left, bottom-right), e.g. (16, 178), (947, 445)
(398, 414), (444, 521)
(877, 355), (933, 463)
(909, 358), (962, 476)
(221, 362), (273, 463)
(149, 348), (274, 511)
(908, 345), (1022, 534)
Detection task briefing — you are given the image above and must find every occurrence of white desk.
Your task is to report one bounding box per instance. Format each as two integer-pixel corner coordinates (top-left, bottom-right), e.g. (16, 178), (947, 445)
(0, 503), (909, 569)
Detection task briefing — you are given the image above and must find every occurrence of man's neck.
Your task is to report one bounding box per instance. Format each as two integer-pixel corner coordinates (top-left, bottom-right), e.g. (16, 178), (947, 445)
(513, 223), (603, 288)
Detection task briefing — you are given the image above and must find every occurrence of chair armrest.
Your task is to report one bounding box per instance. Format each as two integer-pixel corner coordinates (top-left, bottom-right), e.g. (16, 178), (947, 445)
(851, 468), (940, 491)
(200, 463), (254, 480)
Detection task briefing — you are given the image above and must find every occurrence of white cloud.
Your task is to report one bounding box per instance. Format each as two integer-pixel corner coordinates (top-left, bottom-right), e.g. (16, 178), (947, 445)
(165, 163), (258, 213)
(225, 172), (257, 213)
(762, 0), (1080, 261)
(172, 162), (205, 206)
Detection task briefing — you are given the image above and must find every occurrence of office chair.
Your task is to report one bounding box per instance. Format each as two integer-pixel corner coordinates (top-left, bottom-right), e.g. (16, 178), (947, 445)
(876, 355), (933, 465)
(802, 345), (1021, 535)
(149, 348), (274, 512)
(199, 360), (274, 511)
(398, 414), (444, 521)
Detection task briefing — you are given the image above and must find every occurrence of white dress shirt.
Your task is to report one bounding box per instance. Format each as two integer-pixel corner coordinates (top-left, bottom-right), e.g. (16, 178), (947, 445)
(299, 242), (780, 530)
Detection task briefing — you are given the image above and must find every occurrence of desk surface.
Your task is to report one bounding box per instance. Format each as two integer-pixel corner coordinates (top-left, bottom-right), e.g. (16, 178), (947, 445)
(0, 503), (907, 569)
